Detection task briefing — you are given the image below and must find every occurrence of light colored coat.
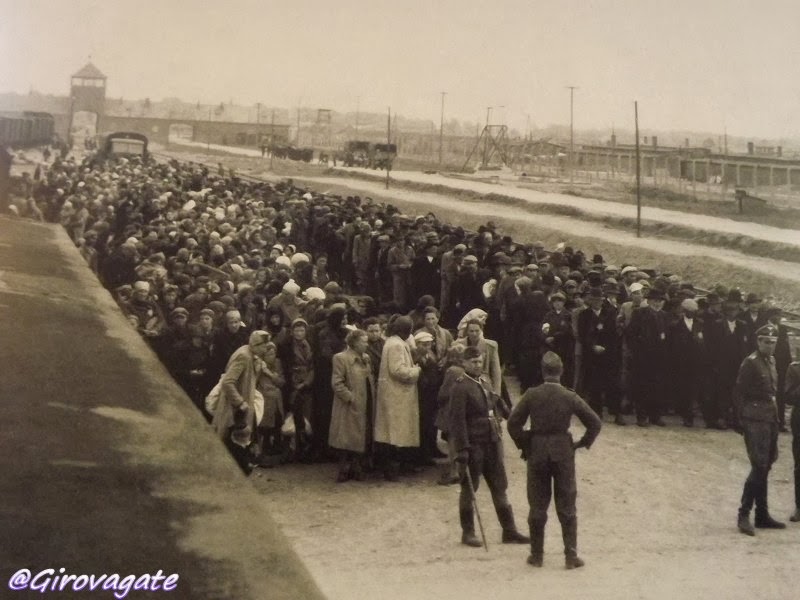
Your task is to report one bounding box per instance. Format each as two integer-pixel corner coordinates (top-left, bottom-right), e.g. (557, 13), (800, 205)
(329, 349), (375, 453)
(455, 335), (503, 396)
(374, 336), (421, 447)
(212, 345), (258, 439)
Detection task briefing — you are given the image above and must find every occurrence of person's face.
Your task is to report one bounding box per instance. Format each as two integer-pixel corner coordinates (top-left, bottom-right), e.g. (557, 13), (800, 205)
(463, 355), (483, 377)
(624, 272), (636, 284)
(292, 325), (307, 341)
(748, 301), (761, 313)
(133, 288), (149, 302)
(630, 291), (643, 304)
(466, 323), (482, 343)
(417, 340), (433, 353)
(251, 338), (269, 358)
(172, 314), (188, 328)
(164, 290), (177, 303)
(588, 297), (603, 311)
(552, 299), (565, 312)
(226, 314), (241, 332)
(423, 313), (439, 329)
(317, 257), (328, 269)
(351, 335), (368, 354)
(649, 299), (665, 312)
(757, 337), (777, 356)
(269, 314), (282, 326)
(199, 315), (214, 330)
(366, 324), (382, 342)
(264, 346), (277, 362)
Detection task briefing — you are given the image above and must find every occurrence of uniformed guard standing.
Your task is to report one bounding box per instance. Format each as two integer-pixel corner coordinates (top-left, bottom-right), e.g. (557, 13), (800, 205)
(508, 351), (602, 569)
(735, 324), (786, 535)
(449, 346), (530, 547)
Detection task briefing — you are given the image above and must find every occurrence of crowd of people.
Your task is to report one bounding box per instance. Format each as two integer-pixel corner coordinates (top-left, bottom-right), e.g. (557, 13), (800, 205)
(8, 147), (797, 470)
(7, 142), (800, 564)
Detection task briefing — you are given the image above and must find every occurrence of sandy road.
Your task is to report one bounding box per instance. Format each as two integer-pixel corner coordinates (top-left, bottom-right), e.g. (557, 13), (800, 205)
(332, 167), (800, 248)
(252, 385), (799, 600)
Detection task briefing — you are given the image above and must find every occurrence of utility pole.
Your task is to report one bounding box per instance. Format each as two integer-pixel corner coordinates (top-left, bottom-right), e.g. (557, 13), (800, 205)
(296, 102), (301, 145)
(206, 106), (212, 154)
(439, 92), (446, 169)
(635, 101), (641, 238)
(482, 106), (492, 166)
(270, 109), (275, 170)
(567, 86), (577, 185)
(355, 96), (360, 137)
(256, 102), (261, 124)
(386, 107), (391, 189)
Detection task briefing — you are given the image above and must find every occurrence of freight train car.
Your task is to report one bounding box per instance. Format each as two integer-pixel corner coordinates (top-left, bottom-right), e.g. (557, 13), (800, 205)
(0, 112), (55, 148)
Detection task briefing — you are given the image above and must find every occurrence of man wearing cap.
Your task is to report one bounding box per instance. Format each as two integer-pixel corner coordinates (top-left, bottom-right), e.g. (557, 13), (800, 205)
(452, 255), (485, 326)
(387, 236), (414, 311)
(410, 241), (441, 307)
(619, 266), (639, 302)
(440, 243), (465, 325)
(628, 288), (669, 427)
(578, 288), (624, 425)
(741, 293), (767, 355)
(508, 351), (602, 569)
(668, 298), (708, 427)
(496, 264), (523, 366)
(542, 292), (575, 388)
(413, 330), (445, 463)
(734, 324), (785, 535)
(450, 346), (529, 547)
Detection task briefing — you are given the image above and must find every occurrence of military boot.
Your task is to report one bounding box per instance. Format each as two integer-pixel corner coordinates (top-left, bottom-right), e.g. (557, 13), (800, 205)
(790, 508), (800, 523)
(498, 505), (530, 544)
(754, 483), (786, 529)
(527, 520), (545, 567)
(460, 507), (482, 547)
(562, 517), (585, 569)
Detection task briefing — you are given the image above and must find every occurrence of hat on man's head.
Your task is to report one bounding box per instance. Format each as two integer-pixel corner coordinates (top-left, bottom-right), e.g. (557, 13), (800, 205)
(681, 299), (699, 312)
(746, 292), (762, 304)
(621, 265), (638, 276)
(463, 255), (478, 264)
(550, 291), (566, 302)
(629, 282), (644, 293)
(170, 307), (189, 319)
(756, 324), (778, 339)
(587, 287), (604, 299)
(647, 288), (666, 301)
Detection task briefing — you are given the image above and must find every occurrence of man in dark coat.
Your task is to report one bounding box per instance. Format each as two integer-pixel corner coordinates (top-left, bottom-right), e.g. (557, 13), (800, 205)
(508, 351), (602, 569)
(450, 346), (529, 547)
(627, 288), (669, 426)
(708, 298), (750, 429)
(578, 288), (624, 425)
(740, 292), (767, 355)
(410, 241), (441, 305)
(735, 324), (785, 535)
(542, 292), (575, 387)
(451, 255), (485, 326)
(668, 298), (708, 427)
(508, 277), (548, 391)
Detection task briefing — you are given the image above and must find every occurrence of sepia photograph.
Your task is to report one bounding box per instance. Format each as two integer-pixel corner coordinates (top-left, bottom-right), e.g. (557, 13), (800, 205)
(1, 1), (799, 598)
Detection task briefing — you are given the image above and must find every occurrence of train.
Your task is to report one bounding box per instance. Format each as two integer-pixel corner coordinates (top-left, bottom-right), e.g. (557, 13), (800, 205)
(0, 111), (55, 148)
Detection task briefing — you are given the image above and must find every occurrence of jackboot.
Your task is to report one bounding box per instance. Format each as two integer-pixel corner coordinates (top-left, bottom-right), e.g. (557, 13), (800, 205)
(498, 505), (530, 544)
(790, 508), (800, 522)
(561, 517), (584, 569)
(754, 480), (785, 529)
(460, 507), (482, 547)
(527, 519), (545, 567)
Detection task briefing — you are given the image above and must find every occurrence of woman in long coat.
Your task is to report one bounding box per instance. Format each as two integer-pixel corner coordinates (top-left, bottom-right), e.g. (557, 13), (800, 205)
(374, 316), (421, 480)
(212, 330), (271, 474)
(329, 329), (375, 482)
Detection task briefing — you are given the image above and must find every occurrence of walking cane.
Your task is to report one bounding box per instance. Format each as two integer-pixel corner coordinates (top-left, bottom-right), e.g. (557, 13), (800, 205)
(464, 467), (489, 552)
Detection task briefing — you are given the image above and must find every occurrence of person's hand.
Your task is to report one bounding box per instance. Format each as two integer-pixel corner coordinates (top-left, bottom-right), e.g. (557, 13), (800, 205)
(457, 460), (468, 480)
(572, 439), (586, 451)
(592, 345), (605, 354)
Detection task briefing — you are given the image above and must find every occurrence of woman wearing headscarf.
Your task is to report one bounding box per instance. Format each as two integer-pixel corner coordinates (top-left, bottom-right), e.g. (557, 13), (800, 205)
(329, 329), (376, 482)
(212, 330), (271, 474)
(374, 316), (421, 481)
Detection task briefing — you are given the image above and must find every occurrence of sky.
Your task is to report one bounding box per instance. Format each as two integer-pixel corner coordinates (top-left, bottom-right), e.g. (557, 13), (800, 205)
(2, 0), (800, 140)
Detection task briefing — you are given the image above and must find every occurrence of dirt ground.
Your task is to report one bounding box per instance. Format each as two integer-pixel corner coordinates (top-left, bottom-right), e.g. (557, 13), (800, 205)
(251, 376), (799, 600)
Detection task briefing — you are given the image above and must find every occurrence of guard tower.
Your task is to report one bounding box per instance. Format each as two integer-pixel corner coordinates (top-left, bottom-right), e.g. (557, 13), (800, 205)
(69, 62), (107, 135)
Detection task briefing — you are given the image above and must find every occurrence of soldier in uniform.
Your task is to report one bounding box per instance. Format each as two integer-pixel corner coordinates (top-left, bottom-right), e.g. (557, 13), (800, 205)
(449, 346), (529, 548)
(786, 356), (800, 522)
(508, 351), (602, 569)
(735, 324), (786, 535)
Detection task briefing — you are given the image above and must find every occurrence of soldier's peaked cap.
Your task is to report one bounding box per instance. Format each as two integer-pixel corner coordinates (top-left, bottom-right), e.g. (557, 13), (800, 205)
(756, 324), (778, 339)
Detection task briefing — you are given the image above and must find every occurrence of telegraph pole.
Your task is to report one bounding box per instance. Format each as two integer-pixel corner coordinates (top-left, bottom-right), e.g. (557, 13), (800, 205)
(270, 109), (275, 170)
(439, 91), (446, 169)
(256, 102), (261, 124)
(635, 101), (641, 238)
(386, 107), (391, 189)
(356, 96), (360, 137)
(567, 86), (577, 184)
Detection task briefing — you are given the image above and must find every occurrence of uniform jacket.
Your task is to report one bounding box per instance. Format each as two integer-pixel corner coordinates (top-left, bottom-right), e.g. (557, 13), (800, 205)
(507, 382), (602, 462)
(329, 349), (375, 453)
(374, 336), (421, 447)
(449, 373), (505, 454)
(735, 351), (779, 423)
